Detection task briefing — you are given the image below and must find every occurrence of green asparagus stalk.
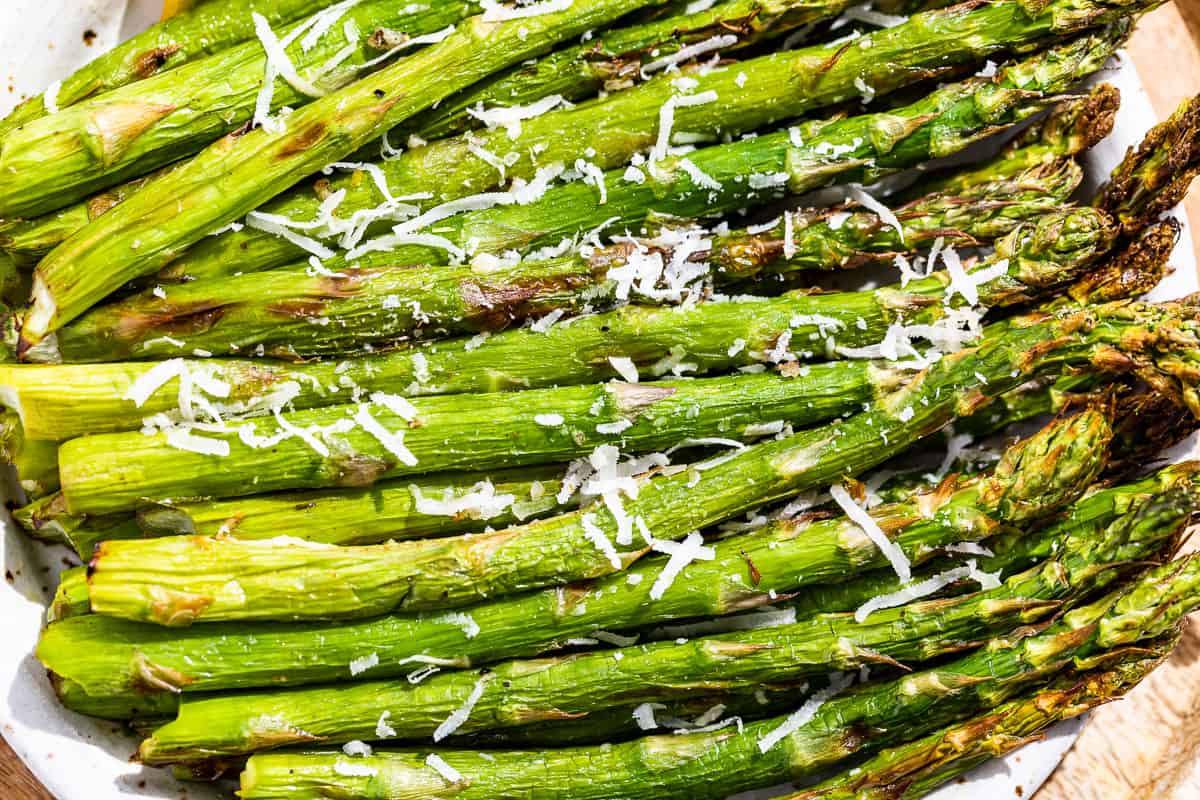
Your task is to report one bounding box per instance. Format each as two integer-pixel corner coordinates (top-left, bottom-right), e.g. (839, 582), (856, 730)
(0, 166), (175, 268)
(0, 408), (58, 499)
(0, 0), (833, 222)
(0, 0), (329, 140)
(160, 16), (1131, 286)
(22, 464), (577, 558)
(1096, 92), (1200, 235)
(41, 435), (1192, 706)
(0, 0), (485, 219)
(710, 156), (1084, 281)
(51, 675), (181, 722)
(16, 0), (665, 349)
(48, 567), (91, 624)
(137, 468), (1194, 763)
(82, 294), (1200, 626)
(43, 187), (1111, 362)
(397, 0), (831, 142)
(59, 364), (922, 515)
(785, 644), (1174, 800)
(234, 556), (1200, 800)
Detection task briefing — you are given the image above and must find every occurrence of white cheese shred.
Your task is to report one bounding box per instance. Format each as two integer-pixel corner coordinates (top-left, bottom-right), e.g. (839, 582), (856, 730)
(641, 33), (737, 75)
(649, 532), (715, 599)
(848, 185), (903, 242)
(425, 753), (464, 784)
(354, 405), (418, 465)
(43, 81), (62, 114)
(757, 672), (854, 753)
(582, 512), (623, 569)
(432, 676), (488, 741)
(830, 484), (911, 582)
(853, 559), (1001, 622)
(608, 356), (640, 383)
(480, 0), (573, 21)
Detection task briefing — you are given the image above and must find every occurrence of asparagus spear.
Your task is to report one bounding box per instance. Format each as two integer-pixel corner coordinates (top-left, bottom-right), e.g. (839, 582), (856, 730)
(0, 0), (329, 140)
(137, 467), (1193, 763)
(14, 345), (1110, 561)
(784, 644), (1175, 800)
(16, 0), (666, 349)
(162, 17), (1129, 286)
(234, 556), (1200, 800)
(47, 567), (91, 624)
(22, 464), (578, 558)
(43, 185), (1111, 362)
(59, 364), (922, 515)
(0, 0), (487, 219)
(0, 408), (58, 498)
(51, 675), (181, 722)
(82, 294), (1200, 625)
(0, 165), (178, 269)
(394, 0), (825, 142)
(42, 437), (1192, 706)
(5, 72), (1108, 284)
(709, 157), (1083, 282)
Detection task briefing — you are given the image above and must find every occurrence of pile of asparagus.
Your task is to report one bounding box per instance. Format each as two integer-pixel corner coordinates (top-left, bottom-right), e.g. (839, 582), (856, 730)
(4, 0), (1200, 796)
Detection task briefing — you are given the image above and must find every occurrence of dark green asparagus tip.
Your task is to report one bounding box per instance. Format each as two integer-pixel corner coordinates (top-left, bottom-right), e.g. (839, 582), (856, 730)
(1095, 93), (1200, 234)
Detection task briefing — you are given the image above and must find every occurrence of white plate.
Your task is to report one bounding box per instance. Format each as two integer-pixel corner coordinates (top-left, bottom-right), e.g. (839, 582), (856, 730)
(0, 5), (1195, 798)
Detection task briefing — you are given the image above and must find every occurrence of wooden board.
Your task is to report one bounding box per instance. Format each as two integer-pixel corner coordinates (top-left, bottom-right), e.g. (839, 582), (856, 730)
(4, 2), (1200, 798)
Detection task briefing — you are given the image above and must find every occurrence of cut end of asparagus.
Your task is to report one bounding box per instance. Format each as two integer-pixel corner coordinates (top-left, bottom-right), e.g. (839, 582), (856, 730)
(17, 273), (56, 356)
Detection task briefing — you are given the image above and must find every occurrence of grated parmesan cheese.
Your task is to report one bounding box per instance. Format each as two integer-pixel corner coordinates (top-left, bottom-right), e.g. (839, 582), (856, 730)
(678, 157), (722, 190)
(342, 740), (372, 757)
(641, 34), (737, 75)
(633, 702), (666, 730)
(853, 559), (1001, 622)
(757, 672), (854, 753)
(354, 405), (418, 465)
(582, 512), (623, 569)
(830, 484), (911, 581)
(43, 81), (62, 114)
(650, 90), (718, 166)
(425, 753), (464, 784)
(375, 711), (397, 738)
(597, 418), (633, 434)
(649, 531), (715, 599)
(848, 185), (902, 241)
(466, 94), (567, 138)
(432, 676), (487, 741)
(608, 356), (639, 383)
(349, 652), (379, 676)
(411, 480), (516, 520)
(480, 0), (574, 21)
